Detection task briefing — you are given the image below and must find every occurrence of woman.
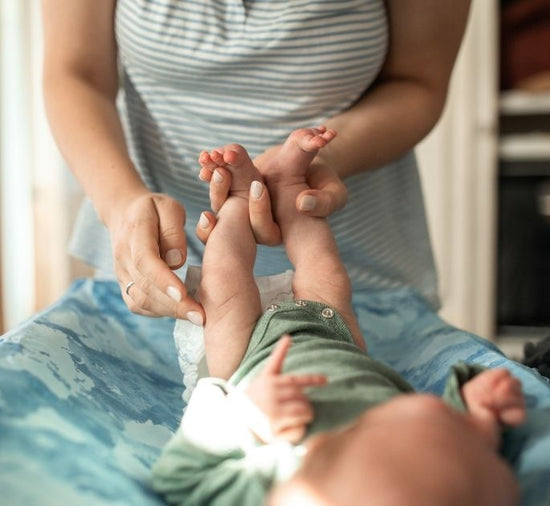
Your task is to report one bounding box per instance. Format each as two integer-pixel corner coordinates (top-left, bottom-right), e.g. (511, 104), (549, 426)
(10, 6), (550, 505)
(41, 0), (470, 324)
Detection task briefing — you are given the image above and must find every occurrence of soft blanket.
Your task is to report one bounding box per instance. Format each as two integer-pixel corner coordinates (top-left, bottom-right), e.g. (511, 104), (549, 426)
(1, 279), (549, 505)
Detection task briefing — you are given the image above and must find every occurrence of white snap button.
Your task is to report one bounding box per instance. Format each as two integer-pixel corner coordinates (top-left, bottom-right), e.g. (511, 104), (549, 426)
(321, 308), (334, 318)
(267, 304), (279, 312)
(294, 300), (307, 307)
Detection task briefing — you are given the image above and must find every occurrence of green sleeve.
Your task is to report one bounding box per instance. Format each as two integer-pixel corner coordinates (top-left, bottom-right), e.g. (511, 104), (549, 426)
(441, 362), (487, 412)
(151, 379), (301, 506)
(152, 436), (269, 506)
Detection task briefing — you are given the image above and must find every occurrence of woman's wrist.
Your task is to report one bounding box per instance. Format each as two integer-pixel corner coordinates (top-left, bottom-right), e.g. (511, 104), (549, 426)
(96, 180), (151, 229)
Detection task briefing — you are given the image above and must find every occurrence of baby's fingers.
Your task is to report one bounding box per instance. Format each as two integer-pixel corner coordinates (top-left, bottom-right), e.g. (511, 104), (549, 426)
(272, 401), (315, 442)
(276, 425), (306, 444)
(274, 375), (326, 403)
(278, 373), (327, 389)
(262, 335), (293, 376)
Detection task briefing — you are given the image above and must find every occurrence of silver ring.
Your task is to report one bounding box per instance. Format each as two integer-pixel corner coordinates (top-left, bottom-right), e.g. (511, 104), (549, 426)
(125, 281), (135, 296)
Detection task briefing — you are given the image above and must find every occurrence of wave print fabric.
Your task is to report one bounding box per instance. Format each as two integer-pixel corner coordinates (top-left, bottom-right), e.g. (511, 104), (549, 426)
(1, 279), (550, 505)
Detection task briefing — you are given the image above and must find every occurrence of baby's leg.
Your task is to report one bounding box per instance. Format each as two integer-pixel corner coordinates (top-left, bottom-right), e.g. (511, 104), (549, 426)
(198, 145), (265, 379)
(462, 368), (526, 449)
(266, 128), (364, 348)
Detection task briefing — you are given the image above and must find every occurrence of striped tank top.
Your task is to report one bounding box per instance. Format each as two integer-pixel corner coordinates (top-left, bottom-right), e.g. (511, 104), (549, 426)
(69, 0), (439, 307)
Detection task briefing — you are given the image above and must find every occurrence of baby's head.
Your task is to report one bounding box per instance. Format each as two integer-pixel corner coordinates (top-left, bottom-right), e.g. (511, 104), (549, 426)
(268, 394), (519, 506)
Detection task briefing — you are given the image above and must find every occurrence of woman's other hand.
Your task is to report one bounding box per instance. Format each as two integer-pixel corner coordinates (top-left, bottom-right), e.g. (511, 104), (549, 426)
(296, 160), (348, 217)
(253, 146), (347, 228)
(42, 2), (203, 323)
(109, 192), (204, 323)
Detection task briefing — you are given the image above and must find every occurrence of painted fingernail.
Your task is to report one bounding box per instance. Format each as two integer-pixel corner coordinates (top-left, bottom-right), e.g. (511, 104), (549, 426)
(299, 195), (317, 211)
(187, 311), (204, 326)
(167, 286), (182, 302)
(199, 212), (210, 229)
(165, 249), (183, 267)
(250, 181), (263, 200)
(213, 170), (223, 184)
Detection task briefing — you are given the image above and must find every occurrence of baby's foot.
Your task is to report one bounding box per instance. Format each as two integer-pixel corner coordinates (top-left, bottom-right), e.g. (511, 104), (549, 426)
(462, 368), (526, 447)
(199, 143), (263, 203)
(261, 126), (336, 184)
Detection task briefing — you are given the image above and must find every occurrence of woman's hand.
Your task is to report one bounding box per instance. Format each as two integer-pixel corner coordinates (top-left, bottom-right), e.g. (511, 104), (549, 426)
(297, 160), (348, 217)
(254, 145), (347, 217)
(246, 146), (347, 245)
(42, 1), (205, 323)
(108, 192), (204, 324)
(199, 143), (348, 246)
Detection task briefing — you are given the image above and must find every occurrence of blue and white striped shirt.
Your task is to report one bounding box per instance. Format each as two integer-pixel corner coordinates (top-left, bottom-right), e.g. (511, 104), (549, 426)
(70, 0), (439, 307)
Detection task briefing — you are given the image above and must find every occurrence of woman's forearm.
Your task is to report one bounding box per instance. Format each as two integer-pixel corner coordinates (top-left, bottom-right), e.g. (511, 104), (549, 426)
(43, 72), (148, 228)
(319, 77), (446, 177)
(316, 0), (471, 178)
(42, 0), (148, 229)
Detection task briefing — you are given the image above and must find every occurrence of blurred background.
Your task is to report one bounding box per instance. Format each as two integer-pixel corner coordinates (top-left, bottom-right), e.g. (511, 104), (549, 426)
(1, 0), (549, 355)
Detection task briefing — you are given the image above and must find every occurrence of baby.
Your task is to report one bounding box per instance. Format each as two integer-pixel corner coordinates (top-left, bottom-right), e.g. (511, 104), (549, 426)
(152, 127), (525, 506)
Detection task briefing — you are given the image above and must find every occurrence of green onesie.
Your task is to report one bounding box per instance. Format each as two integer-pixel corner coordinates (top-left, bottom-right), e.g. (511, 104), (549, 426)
(152, 301), (483, 506)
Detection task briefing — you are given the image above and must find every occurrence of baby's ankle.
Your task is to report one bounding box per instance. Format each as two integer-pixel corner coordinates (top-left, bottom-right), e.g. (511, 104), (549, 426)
(264, 169), (308, 190)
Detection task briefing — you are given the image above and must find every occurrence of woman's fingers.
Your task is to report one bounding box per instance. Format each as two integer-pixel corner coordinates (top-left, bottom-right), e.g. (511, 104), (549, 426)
(155, 197), (187, 270)
(249, 181), (282, 245)
(113, 193), (204, 323)
(209, 167), (232, 213)
(201, 166), (282, 245)
(298, 165), (348, 217)
(195, 211), (217, 244)
(123, 245), (204, 322)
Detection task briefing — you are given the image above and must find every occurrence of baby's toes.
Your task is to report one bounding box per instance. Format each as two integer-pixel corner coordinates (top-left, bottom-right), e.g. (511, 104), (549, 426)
(210, 149), (226, 167)
(293, 127), (335, 152)
(198, 151), (218, 180)
(223, 144), (255, 169)
(198, 150), (213, 167)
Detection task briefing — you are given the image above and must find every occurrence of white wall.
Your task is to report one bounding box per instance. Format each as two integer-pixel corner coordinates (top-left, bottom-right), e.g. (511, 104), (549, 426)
(417, 0), (499, 339)
(0, 0), (36, 329)
(0, 1), (77, 331)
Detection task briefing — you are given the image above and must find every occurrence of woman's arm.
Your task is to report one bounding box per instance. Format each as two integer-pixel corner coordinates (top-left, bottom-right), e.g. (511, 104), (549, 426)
(42, 0), (141, 223)
(250, 0), (471, 222)
(318, 0), (472, 178)
(42, 0), (204, 322)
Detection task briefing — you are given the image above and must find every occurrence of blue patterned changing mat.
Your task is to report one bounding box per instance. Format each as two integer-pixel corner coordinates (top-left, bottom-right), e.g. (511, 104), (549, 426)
(1, 279), (549, 505)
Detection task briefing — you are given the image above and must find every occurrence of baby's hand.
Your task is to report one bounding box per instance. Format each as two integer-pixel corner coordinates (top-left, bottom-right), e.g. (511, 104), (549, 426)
(244, 335), (327, 443)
